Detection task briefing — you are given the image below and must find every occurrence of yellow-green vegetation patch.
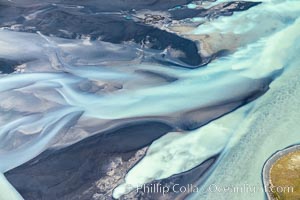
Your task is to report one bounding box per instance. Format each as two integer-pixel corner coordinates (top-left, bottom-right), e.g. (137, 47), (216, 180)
(269, 150), (300, 200)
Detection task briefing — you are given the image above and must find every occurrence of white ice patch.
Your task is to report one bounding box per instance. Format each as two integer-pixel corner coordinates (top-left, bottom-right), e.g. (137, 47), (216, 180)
(112, 104), (252, 198)
(0, 174), (23, 200)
